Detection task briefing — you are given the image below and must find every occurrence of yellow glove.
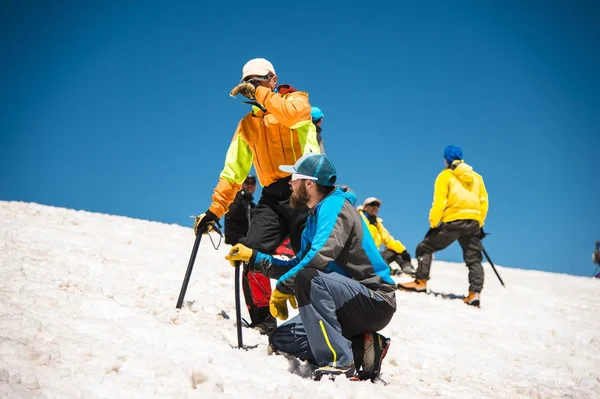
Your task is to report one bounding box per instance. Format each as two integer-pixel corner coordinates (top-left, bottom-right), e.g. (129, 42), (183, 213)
(229, 82), (256, 99)
(269, 288), (297, 321)
(225, 244), (254, 267)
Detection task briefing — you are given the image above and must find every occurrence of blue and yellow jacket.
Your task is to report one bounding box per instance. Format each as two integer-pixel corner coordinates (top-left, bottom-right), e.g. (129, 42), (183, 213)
(251, 187), (397, 309)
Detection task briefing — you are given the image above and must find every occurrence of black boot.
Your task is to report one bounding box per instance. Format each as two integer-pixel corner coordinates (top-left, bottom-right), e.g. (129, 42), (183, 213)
(249, 306), (277, 335)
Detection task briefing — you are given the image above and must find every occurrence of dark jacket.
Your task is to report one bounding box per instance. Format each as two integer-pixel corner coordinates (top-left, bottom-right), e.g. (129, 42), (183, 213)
(224, 190), (255, 245)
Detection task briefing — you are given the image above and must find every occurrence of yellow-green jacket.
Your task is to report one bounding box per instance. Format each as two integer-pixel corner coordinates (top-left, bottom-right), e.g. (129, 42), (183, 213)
(429, 160), (489, 228)
(359, 210), (407, 253)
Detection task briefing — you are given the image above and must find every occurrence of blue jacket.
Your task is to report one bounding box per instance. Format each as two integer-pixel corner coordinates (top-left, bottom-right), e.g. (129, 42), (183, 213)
(252, 187), (396, 309)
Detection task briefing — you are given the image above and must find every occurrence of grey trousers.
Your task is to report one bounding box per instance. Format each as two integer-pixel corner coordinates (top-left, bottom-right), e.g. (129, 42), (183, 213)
(270, 269), (395, 368)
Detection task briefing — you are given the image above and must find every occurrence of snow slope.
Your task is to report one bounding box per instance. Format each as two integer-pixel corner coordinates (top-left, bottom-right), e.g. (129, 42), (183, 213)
(1, 201), (599, 398)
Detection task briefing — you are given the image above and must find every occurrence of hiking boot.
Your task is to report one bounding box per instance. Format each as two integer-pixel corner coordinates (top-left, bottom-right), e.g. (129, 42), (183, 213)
(398, 279), (427, 292)
(390, 268), (403, 276)
(313, 364), (356, 381)
(357, 332), (390, 381)
(252, 314), (277, 335)
(400, 262), (416, 277)
(463, 291), (481, 307)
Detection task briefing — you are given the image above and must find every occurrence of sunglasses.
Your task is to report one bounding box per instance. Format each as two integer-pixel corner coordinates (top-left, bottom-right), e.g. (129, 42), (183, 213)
(291, 173), (318, 182)
(367, 203), (380, 208)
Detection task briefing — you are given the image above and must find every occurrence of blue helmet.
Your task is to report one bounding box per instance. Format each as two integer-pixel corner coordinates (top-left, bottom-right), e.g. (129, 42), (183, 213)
(311, 106), (324, 121)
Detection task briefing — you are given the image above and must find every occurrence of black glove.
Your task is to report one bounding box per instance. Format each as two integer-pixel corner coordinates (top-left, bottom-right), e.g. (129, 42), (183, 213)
(480, 228), (487, 240)
(400, 249), (412, 263)
(193, 210), (219, 236)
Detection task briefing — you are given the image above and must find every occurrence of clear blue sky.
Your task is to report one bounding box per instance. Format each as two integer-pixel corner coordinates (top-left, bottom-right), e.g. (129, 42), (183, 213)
(1, 1), (598, 277)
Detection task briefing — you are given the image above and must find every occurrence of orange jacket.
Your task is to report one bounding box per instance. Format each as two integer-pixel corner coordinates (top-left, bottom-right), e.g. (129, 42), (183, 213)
(209, 85), (321, 218)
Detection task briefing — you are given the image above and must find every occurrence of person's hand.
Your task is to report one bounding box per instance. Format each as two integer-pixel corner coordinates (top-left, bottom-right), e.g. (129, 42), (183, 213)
(480, 228), (487, 240)
(269, 288), (297, 321)
(230, 82), (256, 99)
(225, 244), (255, 267)
(193, 210), (219, 236)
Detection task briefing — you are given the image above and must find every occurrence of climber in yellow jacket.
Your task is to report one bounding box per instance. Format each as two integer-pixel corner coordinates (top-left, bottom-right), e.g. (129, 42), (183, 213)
(359, 197), (416, 276)
(399, 145), (489, 307)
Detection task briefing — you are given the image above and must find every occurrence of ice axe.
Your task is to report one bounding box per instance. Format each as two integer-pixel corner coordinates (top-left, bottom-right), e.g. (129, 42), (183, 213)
(176, 221), (223, 309)
(232, 198), (254, 349)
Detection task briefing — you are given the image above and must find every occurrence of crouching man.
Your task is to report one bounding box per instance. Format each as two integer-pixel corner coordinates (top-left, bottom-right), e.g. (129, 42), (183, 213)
(226, 153), (396, 381)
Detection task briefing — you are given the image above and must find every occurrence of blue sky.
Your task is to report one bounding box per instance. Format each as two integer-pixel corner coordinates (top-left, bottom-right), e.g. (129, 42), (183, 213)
(1, 1), (598, 277)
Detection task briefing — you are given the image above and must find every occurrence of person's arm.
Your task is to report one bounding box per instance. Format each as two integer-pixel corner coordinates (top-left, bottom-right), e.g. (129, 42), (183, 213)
(276, 196), (350, 294)
(378, 221), (407, 253)
(429, 171), (450, 228)
(208, 125), (254, 218)
(478, 173), (489, 227)
(254, 87), (311, 129)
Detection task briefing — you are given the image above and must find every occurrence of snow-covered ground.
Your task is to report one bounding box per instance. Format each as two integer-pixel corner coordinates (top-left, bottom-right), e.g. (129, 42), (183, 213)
(1, 201), (599, 399)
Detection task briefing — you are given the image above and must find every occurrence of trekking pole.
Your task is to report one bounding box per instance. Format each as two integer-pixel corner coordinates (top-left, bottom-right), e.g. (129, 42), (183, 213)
(481, 244), (505, 287)
(176, 222), (222, 309)
(592, 265), (600, 278)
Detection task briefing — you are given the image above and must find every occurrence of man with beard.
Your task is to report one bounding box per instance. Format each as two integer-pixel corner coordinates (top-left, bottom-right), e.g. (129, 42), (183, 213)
(193, 58), (321, 334)
(225, 154), (397, 381)
(311, 106), (326, 154)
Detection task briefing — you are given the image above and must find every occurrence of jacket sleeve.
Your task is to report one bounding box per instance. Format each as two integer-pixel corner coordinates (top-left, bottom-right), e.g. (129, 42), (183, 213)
(275, 197), (349, 294)
(478, 174), (489, 226)
(251, 250), (302, 280)
(429, 170), (450, 228)
(254, 87), (312, 129)
(378, 221), (406, 253)
(209, 125), (254, 218)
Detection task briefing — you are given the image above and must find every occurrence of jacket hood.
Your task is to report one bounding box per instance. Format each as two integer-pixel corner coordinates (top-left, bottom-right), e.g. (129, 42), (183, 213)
(335, 186), (357, 205)
(450, 160), (474, 186)
(313, 186), (357, 213)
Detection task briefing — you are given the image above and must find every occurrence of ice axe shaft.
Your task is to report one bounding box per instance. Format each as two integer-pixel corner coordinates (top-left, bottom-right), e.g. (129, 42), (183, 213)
(176, 233), (203, 309)
(176, 223), (222, 309)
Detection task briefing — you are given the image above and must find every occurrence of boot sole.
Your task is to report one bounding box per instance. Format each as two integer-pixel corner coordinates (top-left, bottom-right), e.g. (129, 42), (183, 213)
(397, 284), (426, 293)
(465, 299), (480, 308)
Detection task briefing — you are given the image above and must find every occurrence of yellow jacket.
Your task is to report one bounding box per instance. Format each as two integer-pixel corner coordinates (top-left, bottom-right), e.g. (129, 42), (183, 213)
(359, 210), (407, 253)
(209, 85), (321, 218)
(429, 160), (489, 228)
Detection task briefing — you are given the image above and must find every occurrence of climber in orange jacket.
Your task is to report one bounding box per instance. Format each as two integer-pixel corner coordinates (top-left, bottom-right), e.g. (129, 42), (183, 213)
(193, 58), (321, 333)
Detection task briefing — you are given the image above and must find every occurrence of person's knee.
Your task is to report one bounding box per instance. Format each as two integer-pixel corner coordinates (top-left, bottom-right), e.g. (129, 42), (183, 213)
(294, 268), (319, 307)
(415, 241), (431, 257)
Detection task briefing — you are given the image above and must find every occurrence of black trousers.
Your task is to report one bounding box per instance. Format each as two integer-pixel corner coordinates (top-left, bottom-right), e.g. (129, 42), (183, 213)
(415, 219), (484, 292)
(240, 176), (308, 254)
